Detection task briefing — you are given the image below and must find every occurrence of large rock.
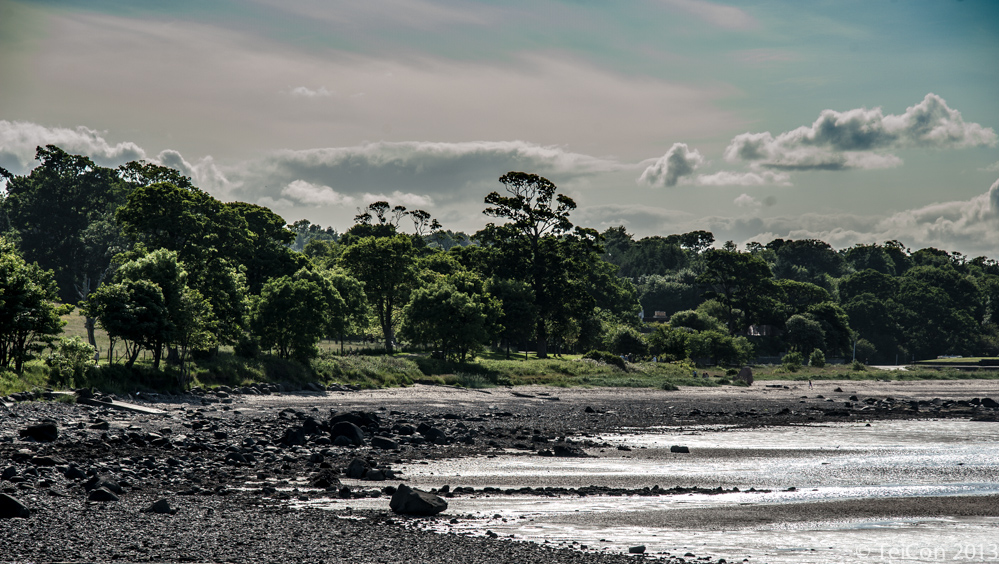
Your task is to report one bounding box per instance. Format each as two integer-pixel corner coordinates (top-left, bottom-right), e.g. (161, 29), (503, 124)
(552, 444), (588, 457)
(88, 487), (119, 502)
(84, 475), (123, 494)
(309, 469), (341, 489)
(330, 411), (380, 428)
(345, 457), (370, 479)
(419, 426), (448, 445)
(19, 422), (58, 442)
(670, 445), (690, 453)
(331, 421), (365, 446)
(982, 397), (999, 409)
(389, 484), (447, 516)
(0, 493), (30, 519)
(737, 366), (754, 386)
(142, 499), (177, 514)
(371, 436), (399, 450)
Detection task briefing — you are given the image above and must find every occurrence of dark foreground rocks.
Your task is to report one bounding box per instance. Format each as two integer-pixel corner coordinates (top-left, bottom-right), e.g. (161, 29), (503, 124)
(0, 493), (663, 564)
(390, 483), (448, 516)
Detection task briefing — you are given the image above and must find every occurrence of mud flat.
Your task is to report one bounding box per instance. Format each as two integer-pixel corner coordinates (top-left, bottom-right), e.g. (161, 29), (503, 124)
(2, 380), (997, 563)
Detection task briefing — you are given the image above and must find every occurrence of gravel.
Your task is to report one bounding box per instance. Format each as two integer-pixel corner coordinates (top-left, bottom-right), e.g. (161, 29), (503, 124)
(2, 379), (997, 563)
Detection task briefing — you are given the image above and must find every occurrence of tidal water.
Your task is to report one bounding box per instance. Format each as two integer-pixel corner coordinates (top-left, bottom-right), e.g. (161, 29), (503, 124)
(299, 420), (999, 563)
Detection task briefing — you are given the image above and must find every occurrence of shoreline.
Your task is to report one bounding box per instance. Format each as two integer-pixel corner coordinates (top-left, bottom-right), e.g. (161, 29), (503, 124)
(2, 379), (998, 563)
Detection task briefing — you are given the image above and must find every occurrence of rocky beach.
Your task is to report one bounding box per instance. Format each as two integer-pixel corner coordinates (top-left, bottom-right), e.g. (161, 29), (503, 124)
(3, 379), (999, 563)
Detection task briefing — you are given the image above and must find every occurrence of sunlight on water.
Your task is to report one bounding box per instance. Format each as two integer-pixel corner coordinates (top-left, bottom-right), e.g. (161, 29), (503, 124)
(297, 420), (999, 563)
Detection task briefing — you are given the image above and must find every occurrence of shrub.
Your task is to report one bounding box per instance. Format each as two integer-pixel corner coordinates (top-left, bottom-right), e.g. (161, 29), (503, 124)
(809, 348), (826, 368)
(661, 382), (679, 391)
(782, 351), (804, 372)
(725, 368), (738, 376)
(852, 359), (867, 371)
(46, 336), (97, 386)
(582, 350), (627, 370)
(605, 326), (649, 357)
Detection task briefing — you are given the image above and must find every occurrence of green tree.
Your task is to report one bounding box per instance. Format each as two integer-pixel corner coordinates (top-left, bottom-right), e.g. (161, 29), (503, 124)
(647, 324), (690, 362)
(480, 172), (582, 358)
(400, 281), (492, 362)
(84, 278), (169, 368)
(485, 277), (536, 358)
(0, 238), (70, 373)
(250, 274), (328, 361)
(322, 267), (370, 353)
(785, 314), (825, 355)
(339, 235), (417, 354)
(697, 249), (782, 334)
(1, 146), (131, 346)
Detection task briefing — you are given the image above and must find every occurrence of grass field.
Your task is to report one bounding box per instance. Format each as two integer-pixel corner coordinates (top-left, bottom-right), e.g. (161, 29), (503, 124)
(0, 310), (992, 396)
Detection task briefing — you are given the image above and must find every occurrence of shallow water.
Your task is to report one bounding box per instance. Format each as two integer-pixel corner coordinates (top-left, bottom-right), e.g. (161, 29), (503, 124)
(299, 420), (999, 563)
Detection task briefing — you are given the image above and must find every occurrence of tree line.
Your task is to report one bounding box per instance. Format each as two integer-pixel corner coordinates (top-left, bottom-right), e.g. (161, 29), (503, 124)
(1, 145), (997, 381)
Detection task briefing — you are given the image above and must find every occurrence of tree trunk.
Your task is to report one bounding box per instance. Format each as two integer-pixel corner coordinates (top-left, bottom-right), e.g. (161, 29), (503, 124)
(535, 318), (548, 359)
(84, 316), (97, 348)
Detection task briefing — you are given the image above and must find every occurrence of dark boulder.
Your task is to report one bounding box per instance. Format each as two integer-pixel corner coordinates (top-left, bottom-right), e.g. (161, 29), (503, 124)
(982, 398), (999, 409)
(142, 499), (177, 514)
(389, 483), (448, 516)
(310, 469), (341, 489)
(329, 411), (380, 428)
(0, 493), (30, 519)
(19, 422), (58, 442)
(331, 421), (365, 446)
(281, 426), (307, 446)
(551, 444), (588, 457)
(420, 426), (448, 445)
(345, 457), (370, 479)
(670, 445), (690, 453)
(84, 475), (123, 494)
(88, 487), (119, 502)
(371, 436), (400, 450)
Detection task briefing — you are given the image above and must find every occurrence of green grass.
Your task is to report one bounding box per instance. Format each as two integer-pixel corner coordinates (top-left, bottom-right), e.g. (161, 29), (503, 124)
(913, 357), (997, 365)
(4, 315), (998, 396)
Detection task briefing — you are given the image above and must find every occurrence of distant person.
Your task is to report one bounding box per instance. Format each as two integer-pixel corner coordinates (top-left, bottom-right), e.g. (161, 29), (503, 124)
(808, 380), (813, 389)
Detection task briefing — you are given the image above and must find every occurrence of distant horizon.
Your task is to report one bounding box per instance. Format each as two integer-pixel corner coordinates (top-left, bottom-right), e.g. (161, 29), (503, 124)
(1, 0), (997, 257)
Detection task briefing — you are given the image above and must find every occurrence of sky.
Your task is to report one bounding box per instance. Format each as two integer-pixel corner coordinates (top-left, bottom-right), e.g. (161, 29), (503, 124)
(1, 0), (998, 257)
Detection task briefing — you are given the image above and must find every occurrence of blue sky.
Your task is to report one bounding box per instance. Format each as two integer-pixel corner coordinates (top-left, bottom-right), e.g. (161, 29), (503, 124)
(2, 0), (997, 256)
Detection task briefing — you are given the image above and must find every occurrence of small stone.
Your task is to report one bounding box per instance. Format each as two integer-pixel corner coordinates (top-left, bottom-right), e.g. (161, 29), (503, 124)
(142, 499), (177, 514)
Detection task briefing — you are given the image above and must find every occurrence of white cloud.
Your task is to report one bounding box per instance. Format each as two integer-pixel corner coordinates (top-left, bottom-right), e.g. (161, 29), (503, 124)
(734, 193), (760, 207)
(289, 86), (333, 98)
(980, 161), (999, 173)
(281, 180), (354, 206)
(359, 191), (434, 208)
(696, 170), (791, 186)
(660, 0), (758, 30)
(724, 94), (997, 171)
(638, 143), (704, 187)
(0, 120), (146, 174)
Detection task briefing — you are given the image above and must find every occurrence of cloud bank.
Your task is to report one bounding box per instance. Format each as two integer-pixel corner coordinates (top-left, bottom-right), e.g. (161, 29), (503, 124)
(724, 93), (997, 171)
(0, 120), (146, 174)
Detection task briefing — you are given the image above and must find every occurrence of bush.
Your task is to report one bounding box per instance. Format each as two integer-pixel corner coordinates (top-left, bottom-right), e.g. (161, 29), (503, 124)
(809, 348), (826, 368)
(605, 326), (649, 357)
(782, 351), (804, 372)
(582, 350), (627, 370)
(661, 382), (679, 391)
(725, 368), (738, 376)
(234, 336), (260, 359)
(852, 359), (867, 371)
(46, 336), (97, 387)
